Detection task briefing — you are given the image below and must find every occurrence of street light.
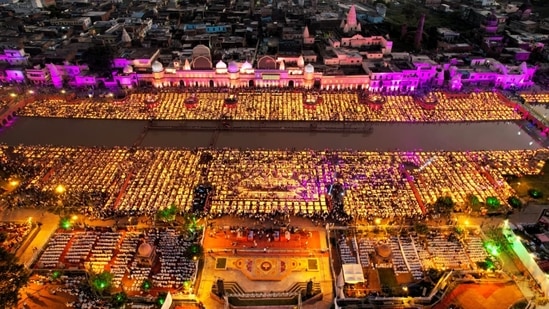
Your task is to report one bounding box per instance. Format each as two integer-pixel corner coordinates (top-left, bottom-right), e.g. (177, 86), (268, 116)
(55, 184), (66, 194)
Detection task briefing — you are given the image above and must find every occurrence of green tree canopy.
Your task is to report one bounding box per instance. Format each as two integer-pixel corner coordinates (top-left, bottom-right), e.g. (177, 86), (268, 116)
(157, 203), (178, 222)
(507, 196), (523, 209)
(435, 196), (454, 214)
(111, 292), (128, 308)
(0, 247), (30, 308)
(185, 243), (204, 260)
(414, 222), (429, 235)
(486, 196), (501, 209)
(528, 189), (543, 199)
(89, 271), (113, 295)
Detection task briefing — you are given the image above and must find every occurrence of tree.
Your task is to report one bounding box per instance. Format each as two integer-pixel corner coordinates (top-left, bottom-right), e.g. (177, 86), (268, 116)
(89, 271), (114, 295)
(414, 222), (429, 235)
(83, 45), (116, 78)
(486, 196), (501, 210)
(157, 203), (178, 223)
(0, 247), (30, 308)
(435, 196), (454, 215)
(185, 243), (204, 260)
(507, 196), (523, 209)
(484, 226), (511, 255)
(528, 189), (543, 199)
(111, 292), (128, 308)
(466, 194), (481, 211)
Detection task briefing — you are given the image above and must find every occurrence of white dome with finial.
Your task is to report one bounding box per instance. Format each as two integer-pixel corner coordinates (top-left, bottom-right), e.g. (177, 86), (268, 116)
(241, 61), (252, 70)
(305, 63), (314, 73)
(216, 60), (227, 70)
(123, 65), (133, 74)
(151, 60), (163, 73)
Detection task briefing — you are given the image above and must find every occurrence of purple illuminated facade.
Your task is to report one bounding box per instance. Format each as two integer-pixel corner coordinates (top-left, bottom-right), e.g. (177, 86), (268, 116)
(0, 6), (537, 92)
(0, 47), (537, 92)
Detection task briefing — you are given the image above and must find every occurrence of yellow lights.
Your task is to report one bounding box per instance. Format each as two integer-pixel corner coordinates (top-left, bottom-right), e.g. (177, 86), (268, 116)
(60, 89), (66, 94)
(9, 93), (17, 97)
(71, 215), (78, 221)
(27, 217), (32, 224)
(9, 179), (19, 187)
(28, 90), (34, 94)
(374, 218), (382, 225)
(464, 220), (469, 226)
(402, 286), (408, 292)
(55, 184), (66, 194)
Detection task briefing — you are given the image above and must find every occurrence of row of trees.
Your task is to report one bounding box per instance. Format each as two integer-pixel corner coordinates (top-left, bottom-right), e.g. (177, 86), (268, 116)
(0, 232), (30, 308)
(433, 193), (525, 215)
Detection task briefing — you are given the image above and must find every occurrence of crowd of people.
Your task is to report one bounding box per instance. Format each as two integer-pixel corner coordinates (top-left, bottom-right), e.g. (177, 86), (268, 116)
(16, 89), (522, 123)
(0, 221), (31, 254)
(1, 145), (546, 222)
(36, 227), (200, 294)
(339, 227), (489, 296)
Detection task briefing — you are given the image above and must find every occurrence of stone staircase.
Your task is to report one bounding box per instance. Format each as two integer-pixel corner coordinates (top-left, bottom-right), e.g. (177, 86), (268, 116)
(212, 281), (321, 297)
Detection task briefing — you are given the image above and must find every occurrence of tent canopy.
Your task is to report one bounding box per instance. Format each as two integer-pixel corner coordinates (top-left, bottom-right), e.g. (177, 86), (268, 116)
(342, 263), (365, 284)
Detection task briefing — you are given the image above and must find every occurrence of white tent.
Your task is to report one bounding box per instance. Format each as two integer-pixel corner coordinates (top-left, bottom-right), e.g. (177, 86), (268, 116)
(161, 292), (173, 309)
(341, 263), (365, 284)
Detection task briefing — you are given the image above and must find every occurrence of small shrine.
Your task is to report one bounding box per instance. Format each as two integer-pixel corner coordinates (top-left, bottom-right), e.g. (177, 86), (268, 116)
(136, 241), (156, 267)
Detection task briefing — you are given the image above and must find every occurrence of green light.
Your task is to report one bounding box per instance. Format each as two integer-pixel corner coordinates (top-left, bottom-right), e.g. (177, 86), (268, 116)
(60, 217), (72, 230)
(485, 242), (500, 256)
(486, 196), (500, 209)
(158, 298), (165, 305)
(485, 259), (495, 270)
(528, 189), (542, 199)
(142, 280), (151, 290)
(52, 271), (61, 279)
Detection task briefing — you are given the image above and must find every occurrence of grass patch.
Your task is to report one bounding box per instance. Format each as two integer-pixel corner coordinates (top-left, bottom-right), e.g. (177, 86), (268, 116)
(215, 258), (227, 269)
(378, 268), (399, 292)
(308, 259), (318, 271)
(506, 160), (549, 204)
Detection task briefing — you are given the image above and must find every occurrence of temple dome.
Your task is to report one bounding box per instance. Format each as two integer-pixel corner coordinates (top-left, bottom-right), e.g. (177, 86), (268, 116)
(123, 65), (133, 74)
(304, 63), (314, 73)
(241, 61), (253, 70)
(151, 61), (163, 73)
(228, 61), (239, 73)
(376, 244), (392, 258)
(138, 242), (153, 257)
(216, 60), (227, 70)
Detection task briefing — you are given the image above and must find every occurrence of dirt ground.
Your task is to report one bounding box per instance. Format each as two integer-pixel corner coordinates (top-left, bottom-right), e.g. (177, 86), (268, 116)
(434, 282), (524, 309)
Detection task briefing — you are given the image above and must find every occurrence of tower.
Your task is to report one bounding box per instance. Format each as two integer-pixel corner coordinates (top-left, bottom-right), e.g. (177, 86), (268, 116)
(342, 5), (359, 33)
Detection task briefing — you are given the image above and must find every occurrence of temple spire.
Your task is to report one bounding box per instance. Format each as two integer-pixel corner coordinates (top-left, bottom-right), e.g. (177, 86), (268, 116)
(347, 5), (357, 27)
